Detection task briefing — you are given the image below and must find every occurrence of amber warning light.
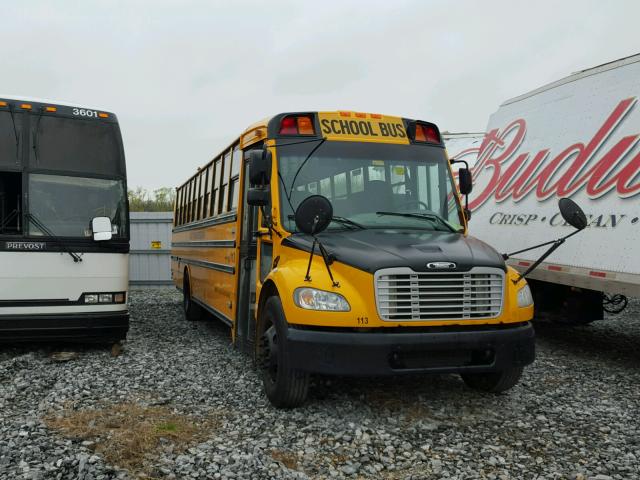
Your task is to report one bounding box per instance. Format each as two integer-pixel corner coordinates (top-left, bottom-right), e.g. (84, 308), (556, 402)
(279, 115), (315, 135)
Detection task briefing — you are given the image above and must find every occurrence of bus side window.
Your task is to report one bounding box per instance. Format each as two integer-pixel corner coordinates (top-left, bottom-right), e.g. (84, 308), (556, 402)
(228, 146), (241, 211)
(194, 175), (201, 221)
(334, 172), (347, 199)
(179, 187), (185, 225)
(211, 157), (220, 215)
(174, 188), (181, 226)
(187, 180), (193, 223)
(193, 174), (198, 221)
(220, 150), (232, 214)
(391, 165), (406, 195)
(196, 171), (203, 220)
(200, 169), (207, 219)
(203, 165), (211, 218)
(320, 177), (332, 199)
(350, 168), (364, 193)
(211, 158), (219, 216)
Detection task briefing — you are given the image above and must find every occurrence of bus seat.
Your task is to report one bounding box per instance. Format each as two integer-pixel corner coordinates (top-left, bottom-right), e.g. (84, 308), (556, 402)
(359, 180), (392, 212)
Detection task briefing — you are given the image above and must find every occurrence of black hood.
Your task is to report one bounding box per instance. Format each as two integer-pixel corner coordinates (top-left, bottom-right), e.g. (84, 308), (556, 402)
(282, 229), (506, 274)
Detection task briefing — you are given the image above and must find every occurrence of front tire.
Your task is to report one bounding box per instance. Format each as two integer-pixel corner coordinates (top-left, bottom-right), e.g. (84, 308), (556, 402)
(461, 366), (524, 393)
(183, 272), (202, 321)
(257, 296), (310, 408)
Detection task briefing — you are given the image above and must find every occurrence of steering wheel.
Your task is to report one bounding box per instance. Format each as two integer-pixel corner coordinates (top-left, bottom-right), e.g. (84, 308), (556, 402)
(396, 200), (429, 211)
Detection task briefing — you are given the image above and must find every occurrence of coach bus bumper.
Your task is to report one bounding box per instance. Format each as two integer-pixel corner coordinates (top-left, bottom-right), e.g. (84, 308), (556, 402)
(0, 311), (129, 342)
(286, 322), (535, 376)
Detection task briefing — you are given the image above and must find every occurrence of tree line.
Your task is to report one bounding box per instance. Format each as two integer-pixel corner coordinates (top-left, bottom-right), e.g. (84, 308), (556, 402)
(128, 187), (176, 212)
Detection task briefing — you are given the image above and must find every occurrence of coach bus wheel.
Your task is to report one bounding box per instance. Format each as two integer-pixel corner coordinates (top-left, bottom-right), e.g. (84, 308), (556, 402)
(183, 273), (202, 321)
(257, 296), (310, 408)
(460, 366), (524, 393)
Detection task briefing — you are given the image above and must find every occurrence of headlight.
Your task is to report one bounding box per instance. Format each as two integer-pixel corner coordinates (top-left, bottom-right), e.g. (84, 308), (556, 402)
(82, 292), (127, 304)
(294, 287), (350, 311)
(99, 293), (113, 303)
(84, 294), (98, 304)
(517, 284), (533, 308)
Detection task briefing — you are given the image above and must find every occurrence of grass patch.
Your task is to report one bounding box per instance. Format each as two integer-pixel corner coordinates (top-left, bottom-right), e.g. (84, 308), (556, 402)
(269, 449), (299, 470)
(45, 402), (219, 478)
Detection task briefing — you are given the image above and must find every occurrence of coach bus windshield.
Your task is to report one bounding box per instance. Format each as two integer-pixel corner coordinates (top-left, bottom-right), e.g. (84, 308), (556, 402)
(278, 141), (464, 232)
(28, 174), (127, 238)
(33, 115), (124, 176)
(24, 113), (128, 239)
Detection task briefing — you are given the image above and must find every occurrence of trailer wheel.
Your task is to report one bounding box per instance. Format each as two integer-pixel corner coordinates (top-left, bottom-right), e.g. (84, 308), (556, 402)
(461, 366), (524, 393)
(182, 271), (202, 321)
(257, 296), (310, 408)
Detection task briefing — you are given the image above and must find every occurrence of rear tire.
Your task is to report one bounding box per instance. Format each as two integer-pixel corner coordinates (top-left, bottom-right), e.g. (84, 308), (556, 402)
(257, 296), (310, 408)
(461, 366), (524, 393)
(183, 272), (202, 321)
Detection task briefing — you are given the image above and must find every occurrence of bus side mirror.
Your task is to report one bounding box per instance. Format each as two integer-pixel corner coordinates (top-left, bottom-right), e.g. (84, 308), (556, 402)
(92, 217), (112, 241)
(248, 149), (272, 186)
(458, 168), (473, 195)
(247, 188), (270, 207)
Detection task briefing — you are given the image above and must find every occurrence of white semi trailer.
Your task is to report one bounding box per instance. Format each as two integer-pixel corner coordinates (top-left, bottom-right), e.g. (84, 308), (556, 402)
(445, 53), (640, 324)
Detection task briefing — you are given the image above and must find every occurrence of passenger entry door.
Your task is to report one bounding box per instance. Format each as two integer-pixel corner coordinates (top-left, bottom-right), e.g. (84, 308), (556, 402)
(235, 152), (259, 352)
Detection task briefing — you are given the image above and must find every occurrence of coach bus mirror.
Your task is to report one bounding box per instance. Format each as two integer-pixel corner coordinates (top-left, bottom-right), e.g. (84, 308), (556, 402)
(247, 188), (270, 207)
(458, 168), (473, 195)
(248, 149), (272, 186)
(295, 195), (333, 235)
(559, 198), (587, 230)
(92, 217), (112, 241)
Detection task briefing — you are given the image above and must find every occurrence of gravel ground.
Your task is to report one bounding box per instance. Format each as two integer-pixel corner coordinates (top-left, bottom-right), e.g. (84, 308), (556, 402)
(1, 290), (639, 480)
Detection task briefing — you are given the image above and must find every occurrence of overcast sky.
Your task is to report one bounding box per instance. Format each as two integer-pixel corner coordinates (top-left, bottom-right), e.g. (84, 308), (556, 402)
(2, 1), (639, 190)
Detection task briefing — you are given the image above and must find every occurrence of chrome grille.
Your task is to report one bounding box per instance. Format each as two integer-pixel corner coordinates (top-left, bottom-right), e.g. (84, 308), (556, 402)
(374, 267), (504, 321)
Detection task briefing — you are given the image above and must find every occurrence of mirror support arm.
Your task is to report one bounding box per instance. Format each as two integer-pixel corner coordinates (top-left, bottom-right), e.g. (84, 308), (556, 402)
(303, 217), (339, 287)
(450, 158), (472, 222)
(503, 228), (582, 260)
(509, 228), (582, 284)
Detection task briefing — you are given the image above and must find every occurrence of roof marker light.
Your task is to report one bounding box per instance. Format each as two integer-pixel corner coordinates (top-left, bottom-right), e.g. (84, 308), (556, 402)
(413, 123), (441, 144)
(0, 101), (7, 107)
(20, 104), (32, 110)
(98, 112), (109, 118)
(370, 113), (382, 119)
(355, 112), (366, 118)
(45, 106), (57, 112)
(279, 115), (315, 135)
(339, 111), (351, 117)
(279, 116), (297, 135)
(296, 115), (314, 135)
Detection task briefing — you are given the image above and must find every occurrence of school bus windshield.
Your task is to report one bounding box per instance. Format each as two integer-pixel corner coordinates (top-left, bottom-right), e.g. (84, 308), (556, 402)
(277, 141), (464, 232)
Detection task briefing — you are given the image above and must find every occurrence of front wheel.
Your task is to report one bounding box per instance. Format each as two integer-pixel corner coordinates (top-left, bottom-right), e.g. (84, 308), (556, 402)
(257, 296), (310, 408)
(460, 366), (524, 393)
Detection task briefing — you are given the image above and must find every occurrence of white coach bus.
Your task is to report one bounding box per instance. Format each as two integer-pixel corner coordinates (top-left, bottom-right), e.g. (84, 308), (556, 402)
(0, 96), (129, 341)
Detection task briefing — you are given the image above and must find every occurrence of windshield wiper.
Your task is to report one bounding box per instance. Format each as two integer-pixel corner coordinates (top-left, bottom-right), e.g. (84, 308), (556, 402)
(285, 137), (327, 203)
(25, 213), (83, 263)
(32, 109), (44, 164)
(276, 137), (327, 218)
(331, 216), (365, 230)
(287, 214), (365, 231)
(376, 211), (456, 232)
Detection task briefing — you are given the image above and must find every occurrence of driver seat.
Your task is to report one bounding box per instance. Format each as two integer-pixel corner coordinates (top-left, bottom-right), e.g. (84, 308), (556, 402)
(362, 180), (393, 213)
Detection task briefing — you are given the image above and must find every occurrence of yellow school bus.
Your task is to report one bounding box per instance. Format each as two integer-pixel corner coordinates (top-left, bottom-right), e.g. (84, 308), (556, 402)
(172, 111), (535, 408)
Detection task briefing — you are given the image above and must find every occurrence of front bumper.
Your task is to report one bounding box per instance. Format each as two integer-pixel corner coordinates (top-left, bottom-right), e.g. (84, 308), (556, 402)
(286, 323), (535, 375)
(0, 311), (129, 342)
